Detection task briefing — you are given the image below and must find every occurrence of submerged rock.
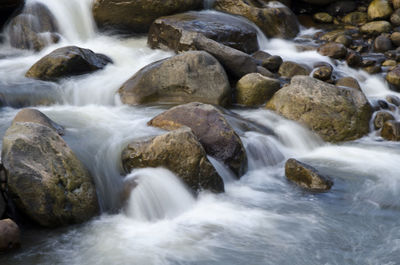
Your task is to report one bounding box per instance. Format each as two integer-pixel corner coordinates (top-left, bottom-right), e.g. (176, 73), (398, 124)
(121, 127), (224, 193)
(118, 51), (230, 106)
(148, 102), (247, 177)
(26, 46), (112, 81)
(148, 11), (259, 54)
(214, 0), (299, 39)
(92, 0), (202, 33)
(236, 73), (281, 106)
(285, 158), (333, 191)
(266, 76), (373, 142)
(2, 111), (99, 227)
(7, 3), (59, 51)
(0, 219), (20, 252)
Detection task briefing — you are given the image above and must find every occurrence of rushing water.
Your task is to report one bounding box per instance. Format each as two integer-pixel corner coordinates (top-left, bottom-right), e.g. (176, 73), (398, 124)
(1, 1), (400, 264)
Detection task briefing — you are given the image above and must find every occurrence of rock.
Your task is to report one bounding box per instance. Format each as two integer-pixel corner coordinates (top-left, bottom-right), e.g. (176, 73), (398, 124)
(346, 50), (362, 67)
(265, 56), (283, 72)
(0, 219), (20, 252)
(266, 76), (373, 142)
(374, 34), (393, 52)
(363, 64), (382, 74)
(382, 59), (397, 66)
(391, 9), (400, 26)
(118, 51), (230, 106)
(377, 100), (390, 109)
(368, 0), (393, 21)
(386, 65), (400, 88)
(148, 102), (247, 177)
(336, 76), (362, 90)
(386, 95), (400, 106)
(394, 0), (400, 9)
(335, 34), (352, 47)
(327, 1), (356, 16)
(121, 127), (224, 193)
(92, 0), (202, 33)
(2, 122), (99, 227)
(236, 73), (280, 106)
(26, 46), (112, 81)
(360, 21), (391, 35)
(252, 51), (283, 72)
(320, 29), (348, 42)
(285, 159), (333, 191)
(193, 34), (258, 79)
(214, 0), (299, 39)
(147, 11), (259, 54)
(313, 66), (332, 81)
(318, 42), (348, 59)
(7, 3), (59, 51)
(381, 120), (400, 141)
(342, 12), (368, 25)
(391, 32), (400, 47)
(278, 61), (311, 78)
(0, 0), (24, 29)
(256, 66), (275, 78)
(374, 111), (395, 129)
(313, 12), (333, 23)
(12, 108), (64, 135)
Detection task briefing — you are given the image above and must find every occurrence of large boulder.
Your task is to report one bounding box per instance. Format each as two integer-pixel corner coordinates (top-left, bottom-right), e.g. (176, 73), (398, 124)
(193, 34), (258, 79)
(7, 2), (59, 51)
(147, 11), (259, 54)
(236, 73), (281, 106)
(92, 0), (202, 33)
(0, 219), (20, 252)
(285, 159), (333, 191)
(118, 51), (230, 106)
(266, 76), (373, 142)
(121, 127), (224, 193)
(26, 46), (112, 81)
(2, 111), (99, 227)
(214, 0), (299, 39)
(149, 102), (247, 177)
(368, 0), (393, 21)
(0, 0), (24, 29)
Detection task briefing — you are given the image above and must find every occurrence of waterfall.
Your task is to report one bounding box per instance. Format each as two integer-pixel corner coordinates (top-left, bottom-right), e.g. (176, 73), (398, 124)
(124, 168), (195, 222)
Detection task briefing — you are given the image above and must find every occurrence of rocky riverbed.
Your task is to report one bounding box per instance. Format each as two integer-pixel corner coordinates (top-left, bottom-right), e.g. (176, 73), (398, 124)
(0, 0), (400, 264)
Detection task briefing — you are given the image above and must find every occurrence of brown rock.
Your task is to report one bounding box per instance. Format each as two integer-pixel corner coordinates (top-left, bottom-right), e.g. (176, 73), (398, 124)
(278, 61), (311, 78)
(0, 219), (20, 252)
(121, 127), (224, 193)
(318, 42), (348, 59)
(236, 73), (281, 106)
(336, 77), (362, 90)
(149, 102), (247, 177)
(381, 120), (400, 141)
(285, 159), (333, 191)
(374, 111), (395, 129)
